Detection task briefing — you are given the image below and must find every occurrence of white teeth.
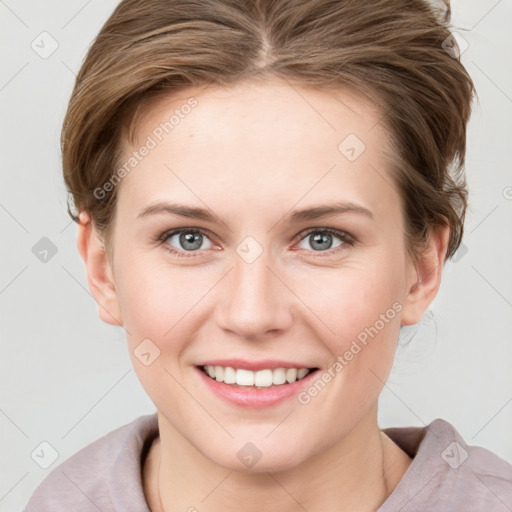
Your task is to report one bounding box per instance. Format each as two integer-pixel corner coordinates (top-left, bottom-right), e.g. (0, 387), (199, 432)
(254, 369), (273, 387)
(273, 368), (287, 385)
(297, 368), (309, 379)
(223, 366), (236, 384)
(202, 365), (313, 387)
(285, 368), (297, 383)
(214, 366), (224, 382)
(236, 369), (255, 386)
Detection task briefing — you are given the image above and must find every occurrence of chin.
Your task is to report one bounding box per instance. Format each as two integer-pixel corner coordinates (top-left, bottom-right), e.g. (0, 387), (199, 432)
(206, 443), (308, 474)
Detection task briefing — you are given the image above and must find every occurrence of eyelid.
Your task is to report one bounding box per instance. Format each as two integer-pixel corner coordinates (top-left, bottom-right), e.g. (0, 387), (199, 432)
(157, 226), (217, 243)
(156, 227), (219, 257)
(290, 227), (354, 258)
(292, 226), (354, 245)
(157, 226), (355, 257)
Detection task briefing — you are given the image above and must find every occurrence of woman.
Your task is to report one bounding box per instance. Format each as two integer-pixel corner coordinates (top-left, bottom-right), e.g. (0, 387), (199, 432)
(25, 0), (512, 510)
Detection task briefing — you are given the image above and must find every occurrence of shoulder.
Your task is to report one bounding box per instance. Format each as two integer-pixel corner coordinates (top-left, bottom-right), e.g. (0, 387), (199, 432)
(379, 418), (512, 512)
(24, 413), (159, 512)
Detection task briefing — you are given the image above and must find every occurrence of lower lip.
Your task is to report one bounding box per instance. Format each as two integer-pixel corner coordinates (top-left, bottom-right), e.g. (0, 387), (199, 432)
(195, 366), (319, 408)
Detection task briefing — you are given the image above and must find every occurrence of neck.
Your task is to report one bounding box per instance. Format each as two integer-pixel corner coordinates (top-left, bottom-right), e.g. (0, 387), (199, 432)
(144, 408), (412, 512)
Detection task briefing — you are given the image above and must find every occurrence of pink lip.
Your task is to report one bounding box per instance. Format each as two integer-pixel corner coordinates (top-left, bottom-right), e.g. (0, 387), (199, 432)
(195, 366), (319, 408)
(196, 359), (316, 371)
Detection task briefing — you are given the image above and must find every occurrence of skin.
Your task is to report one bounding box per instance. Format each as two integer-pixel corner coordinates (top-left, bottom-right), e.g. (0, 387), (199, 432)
(77, 79), (449, 511)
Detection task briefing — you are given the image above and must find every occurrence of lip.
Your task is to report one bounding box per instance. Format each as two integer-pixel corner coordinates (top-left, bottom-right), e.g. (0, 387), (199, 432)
(196, 359), (317, 371)
(195, 365), (319, 408)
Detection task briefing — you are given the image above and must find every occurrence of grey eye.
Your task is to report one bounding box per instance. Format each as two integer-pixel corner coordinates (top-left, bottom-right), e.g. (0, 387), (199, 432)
(167, 231), (213, 251)
(297, 231), (344, 251)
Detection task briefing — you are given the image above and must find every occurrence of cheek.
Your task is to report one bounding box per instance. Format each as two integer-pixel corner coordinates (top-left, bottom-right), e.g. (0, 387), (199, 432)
(294, 253), (405, 339)
(291, 254), (404, 401)
(114, 260), (206, 412)
(116, 254), (203, 340)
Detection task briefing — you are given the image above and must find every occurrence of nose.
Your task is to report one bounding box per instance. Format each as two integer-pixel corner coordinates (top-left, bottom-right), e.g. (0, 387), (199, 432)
(215, 248), (294, 341)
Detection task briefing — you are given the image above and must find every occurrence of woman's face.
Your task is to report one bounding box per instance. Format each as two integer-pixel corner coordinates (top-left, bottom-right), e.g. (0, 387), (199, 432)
(93, 79), (429, 471)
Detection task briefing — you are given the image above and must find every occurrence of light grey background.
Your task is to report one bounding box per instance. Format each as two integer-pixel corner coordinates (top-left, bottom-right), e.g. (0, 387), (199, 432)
(1, 0), (511, 510)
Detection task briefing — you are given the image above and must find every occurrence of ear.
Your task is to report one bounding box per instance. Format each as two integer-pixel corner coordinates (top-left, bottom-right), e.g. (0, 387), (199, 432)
(76, 211), (123, 326)
(400, 225), (450, 326)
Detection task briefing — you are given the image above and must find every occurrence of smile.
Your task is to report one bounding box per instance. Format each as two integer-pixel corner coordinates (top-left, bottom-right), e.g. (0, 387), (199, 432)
(200, 365), (317, 388)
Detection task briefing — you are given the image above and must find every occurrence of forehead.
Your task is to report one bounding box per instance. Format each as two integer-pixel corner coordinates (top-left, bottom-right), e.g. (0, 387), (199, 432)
(130, 79), (383, 150)
(116, 79), (398, 222)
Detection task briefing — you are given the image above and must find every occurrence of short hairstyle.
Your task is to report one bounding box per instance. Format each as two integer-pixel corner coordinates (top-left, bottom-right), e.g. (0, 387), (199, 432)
(62, 0), (475, 262)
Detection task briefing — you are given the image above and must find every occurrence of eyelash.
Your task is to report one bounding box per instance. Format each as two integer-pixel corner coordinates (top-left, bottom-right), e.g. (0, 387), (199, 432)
(155, 227), (355, 259)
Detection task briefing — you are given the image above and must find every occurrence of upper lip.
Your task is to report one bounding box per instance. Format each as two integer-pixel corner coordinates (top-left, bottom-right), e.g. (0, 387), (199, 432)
(196, 359), (318, 371)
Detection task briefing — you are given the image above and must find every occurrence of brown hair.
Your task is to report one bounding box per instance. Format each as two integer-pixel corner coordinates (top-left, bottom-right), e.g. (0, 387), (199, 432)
(62, 0), (475, 261)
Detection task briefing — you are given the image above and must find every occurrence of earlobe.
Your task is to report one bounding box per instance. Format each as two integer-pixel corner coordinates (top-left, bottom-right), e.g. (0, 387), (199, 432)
(400, 225), (450, 326)
(76, 211), (123, 326)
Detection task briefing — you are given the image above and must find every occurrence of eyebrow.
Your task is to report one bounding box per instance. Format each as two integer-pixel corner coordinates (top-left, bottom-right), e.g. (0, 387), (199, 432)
(137, 201), (374, 224)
